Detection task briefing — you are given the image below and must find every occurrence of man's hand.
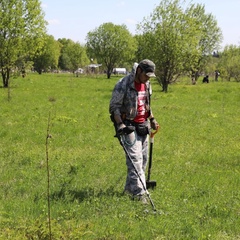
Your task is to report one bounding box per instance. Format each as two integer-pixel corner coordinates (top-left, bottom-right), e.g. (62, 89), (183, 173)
(117, 123), (135, 135)
(150, 118), (159, 130)
(117, 123), (126, 134)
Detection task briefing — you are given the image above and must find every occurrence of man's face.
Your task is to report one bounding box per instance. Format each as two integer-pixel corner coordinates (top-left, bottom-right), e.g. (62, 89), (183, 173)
(135, 68), (150, 83)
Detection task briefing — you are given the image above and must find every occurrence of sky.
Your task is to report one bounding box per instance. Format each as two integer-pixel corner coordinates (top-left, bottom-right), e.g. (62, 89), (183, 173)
(41, 0), (240, 49)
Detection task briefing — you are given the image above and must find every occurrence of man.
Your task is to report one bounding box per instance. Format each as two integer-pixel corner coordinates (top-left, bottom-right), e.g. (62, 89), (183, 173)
(109, 59), (159, 203)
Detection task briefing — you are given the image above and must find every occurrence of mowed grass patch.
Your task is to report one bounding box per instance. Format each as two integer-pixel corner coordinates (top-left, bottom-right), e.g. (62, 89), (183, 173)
(0, 73), (240, 239)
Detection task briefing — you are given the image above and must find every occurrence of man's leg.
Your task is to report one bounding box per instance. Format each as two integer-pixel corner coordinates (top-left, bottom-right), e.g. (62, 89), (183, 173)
(124, 133), (146, 196)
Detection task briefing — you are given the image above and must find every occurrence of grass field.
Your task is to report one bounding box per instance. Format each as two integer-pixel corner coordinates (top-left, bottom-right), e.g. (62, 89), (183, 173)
(0, 73), (240, 239)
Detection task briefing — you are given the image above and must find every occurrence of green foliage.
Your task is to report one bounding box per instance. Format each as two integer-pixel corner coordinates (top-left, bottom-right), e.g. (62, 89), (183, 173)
(58, 38), (89, 72)
(33, 35), (62, 74)
(218, 45), (240, 81)
(0, 73), (240, 239)
(0, 0), (47, 86)
(86, 22), (136, 78)
(137, 0), (223, 92)
(185, 3), (222, 77)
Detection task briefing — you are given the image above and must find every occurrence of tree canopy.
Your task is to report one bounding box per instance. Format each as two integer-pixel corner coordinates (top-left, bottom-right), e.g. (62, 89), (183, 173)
(86, 22), (136, 78)
(58, 38), (89, 72)
(33, 35), (61, 74)
(137, 0), (222, 92)
(217, 45), (240, 82)
(0, 0), (47, 87)
(1, 0), (239, 86)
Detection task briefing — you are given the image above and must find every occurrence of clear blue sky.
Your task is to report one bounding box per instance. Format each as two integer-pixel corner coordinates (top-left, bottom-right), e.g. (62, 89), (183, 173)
(41, 0), (240, 49)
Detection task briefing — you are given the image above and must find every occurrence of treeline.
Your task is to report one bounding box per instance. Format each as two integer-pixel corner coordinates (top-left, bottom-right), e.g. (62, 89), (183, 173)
(32, 37), (89, 75)
(1, 0), (240, 91)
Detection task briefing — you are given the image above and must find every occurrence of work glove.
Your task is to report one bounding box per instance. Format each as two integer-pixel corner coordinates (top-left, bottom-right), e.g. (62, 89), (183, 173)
(150, 118), (159, 130)
(117, 123), (126, 134)
(117, 123), (135, 135)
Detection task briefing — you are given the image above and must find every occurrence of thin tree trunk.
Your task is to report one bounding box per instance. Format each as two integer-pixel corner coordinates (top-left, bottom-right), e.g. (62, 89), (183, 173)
(1, 68), (10, 88)
(162, 80), (168, 93)
(107, 69), (111, 79)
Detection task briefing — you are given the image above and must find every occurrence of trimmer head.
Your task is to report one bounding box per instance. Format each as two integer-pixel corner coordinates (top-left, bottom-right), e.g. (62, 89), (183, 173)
(146, 180), (157, 189)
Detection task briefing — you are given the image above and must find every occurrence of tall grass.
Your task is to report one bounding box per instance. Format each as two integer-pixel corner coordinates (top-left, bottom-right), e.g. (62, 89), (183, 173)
(0, 73), (239, 239)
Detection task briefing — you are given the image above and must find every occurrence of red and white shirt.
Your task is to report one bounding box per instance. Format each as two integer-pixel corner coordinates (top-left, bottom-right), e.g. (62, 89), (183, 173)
(134, 81), (148, 123)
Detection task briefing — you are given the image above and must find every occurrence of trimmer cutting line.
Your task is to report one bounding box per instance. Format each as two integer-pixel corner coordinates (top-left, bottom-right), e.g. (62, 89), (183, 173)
(146, 126), (159, 189)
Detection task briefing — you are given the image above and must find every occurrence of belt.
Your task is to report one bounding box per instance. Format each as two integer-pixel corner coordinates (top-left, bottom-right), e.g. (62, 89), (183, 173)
(125, 119), (147, 125)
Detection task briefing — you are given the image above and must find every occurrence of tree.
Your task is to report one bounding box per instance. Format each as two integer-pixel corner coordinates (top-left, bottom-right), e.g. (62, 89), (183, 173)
(184, 3), (222, 82)
(137, 0), (192, 92)
(202, 54), (219, 80)
(86, 22), (136, 78)
(58, 38), (89, 72)
(0, 0), (47, 87)
(218, 45), (240, 82)
(33, 35), (61, 74)
(137, 0), (222, 92)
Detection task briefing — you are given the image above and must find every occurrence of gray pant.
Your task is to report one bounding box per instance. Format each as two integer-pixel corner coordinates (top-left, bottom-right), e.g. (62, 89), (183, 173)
(121, 131), (148, 196)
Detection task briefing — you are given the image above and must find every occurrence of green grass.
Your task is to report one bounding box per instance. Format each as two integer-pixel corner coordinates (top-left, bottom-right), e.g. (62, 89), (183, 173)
(0, 73), (240, 239)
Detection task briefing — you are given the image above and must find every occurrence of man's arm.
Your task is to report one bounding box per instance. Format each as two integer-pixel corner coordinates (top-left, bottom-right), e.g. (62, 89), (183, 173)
(109, 79), (127, 133)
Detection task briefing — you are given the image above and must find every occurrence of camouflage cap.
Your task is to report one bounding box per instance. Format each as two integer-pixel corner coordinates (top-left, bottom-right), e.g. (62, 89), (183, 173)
(138, 59), (156, 77)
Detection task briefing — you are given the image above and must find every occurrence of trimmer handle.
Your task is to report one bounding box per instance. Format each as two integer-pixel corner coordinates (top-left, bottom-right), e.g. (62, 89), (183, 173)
(150, 125), (159, 139)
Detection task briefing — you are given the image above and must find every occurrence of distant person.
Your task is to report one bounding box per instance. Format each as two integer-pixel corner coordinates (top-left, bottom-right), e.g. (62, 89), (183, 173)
(202, 75), (209, 83)
(215, 70), (220, 81)
(109, 59), (159, 204)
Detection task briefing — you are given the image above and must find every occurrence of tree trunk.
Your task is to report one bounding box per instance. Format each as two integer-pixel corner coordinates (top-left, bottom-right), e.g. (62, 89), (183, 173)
(1, 67), (10, 88)
(107, 69), (111, 79)
(160, 75), (169, 92)
(162, 80), (169, 93)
